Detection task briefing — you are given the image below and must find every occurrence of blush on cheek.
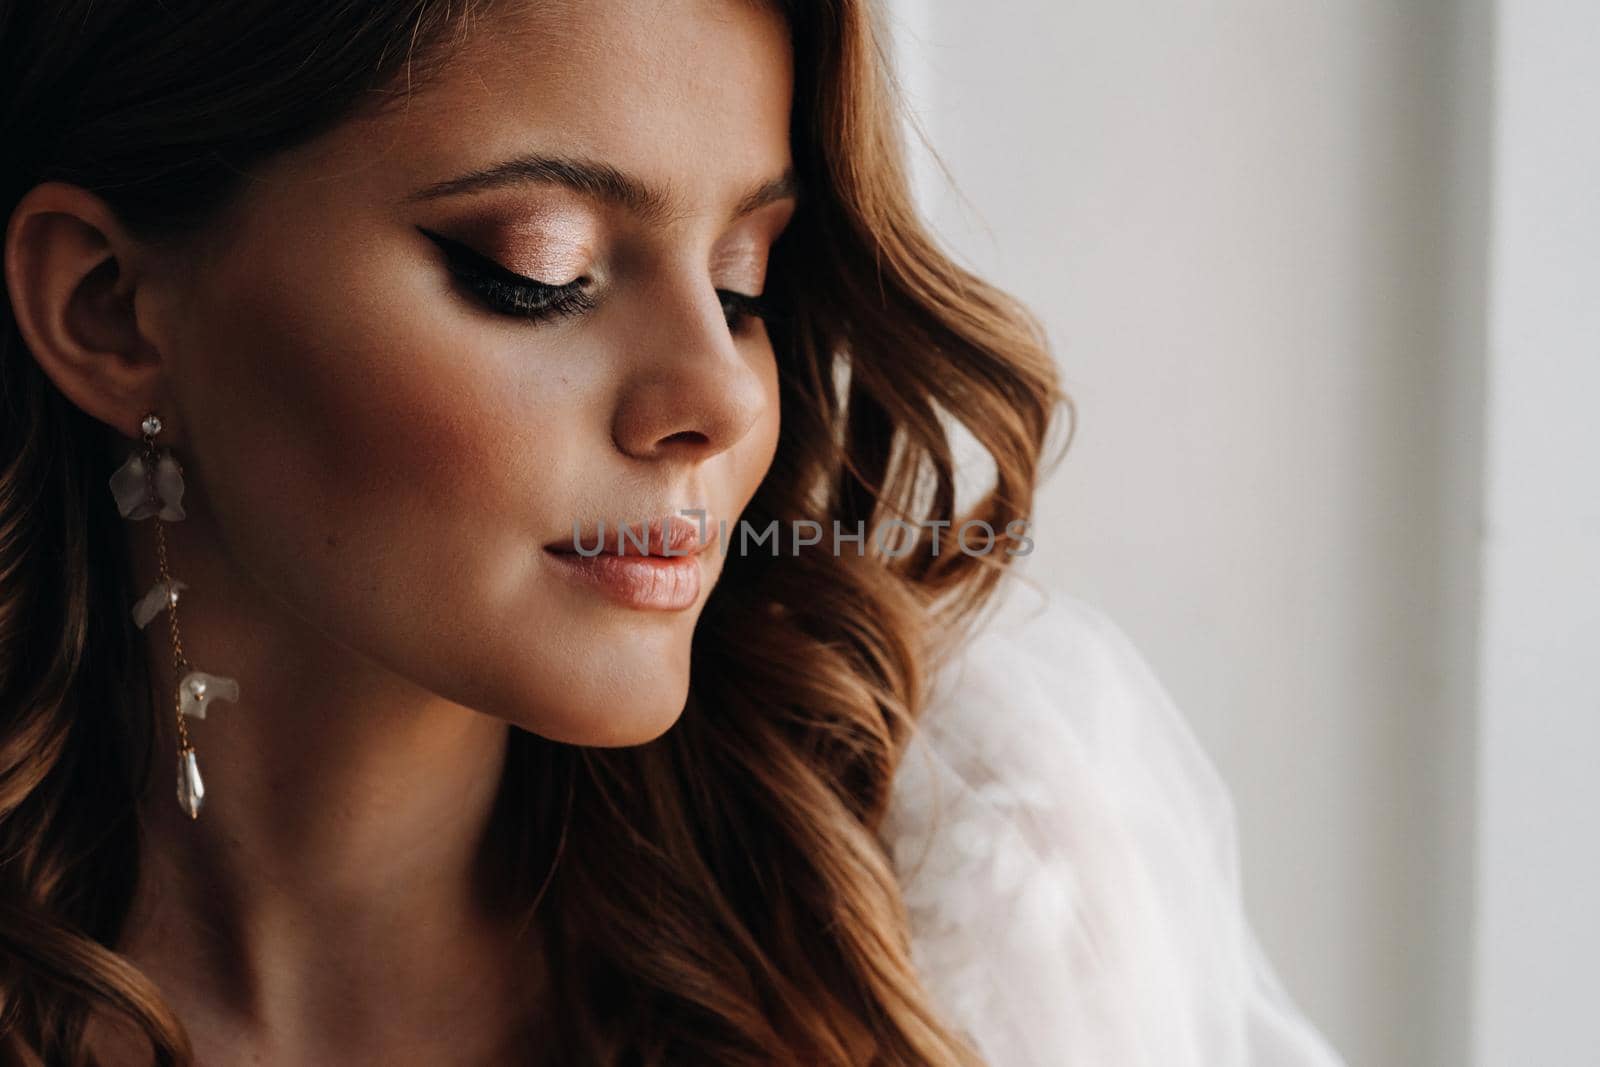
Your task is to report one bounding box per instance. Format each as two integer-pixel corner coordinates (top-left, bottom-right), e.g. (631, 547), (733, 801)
(181, 258), (527, 641)
(214, 281), (505, 513)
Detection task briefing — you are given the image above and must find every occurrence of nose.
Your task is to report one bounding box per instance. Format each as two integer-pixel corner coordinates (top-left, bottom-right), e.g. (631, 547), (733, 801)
(610, 274), (770, 463)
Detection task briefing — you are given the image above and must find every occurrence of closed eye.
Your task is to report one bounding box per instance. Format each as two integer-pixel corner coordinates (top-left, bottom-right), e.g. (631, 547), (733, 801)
(418, 225), (779, 332)
(418, 226), (594, 322)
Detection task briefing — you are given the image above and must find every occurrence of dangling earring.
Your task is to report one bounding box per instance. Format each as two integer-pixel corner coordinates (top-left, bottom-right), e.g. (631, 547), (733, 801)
(110, 412), (239, 820)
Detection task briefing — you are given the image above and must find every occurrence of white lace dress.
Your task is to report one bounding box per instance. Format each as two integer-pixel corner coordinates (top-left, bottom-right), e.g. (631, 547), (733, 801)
(883, 576), (1348, 1067)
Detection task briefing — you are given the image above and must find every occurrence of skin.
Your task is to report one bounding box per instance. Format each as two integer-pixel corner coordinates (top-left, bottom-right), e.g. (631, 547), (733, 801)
(3, 0), (796, 1062)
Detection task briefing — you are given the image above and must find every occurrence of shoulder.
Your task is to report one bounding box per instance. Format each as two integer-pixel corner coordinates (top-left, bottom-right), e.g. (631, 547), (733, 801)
(883, 574), (1346, 1067)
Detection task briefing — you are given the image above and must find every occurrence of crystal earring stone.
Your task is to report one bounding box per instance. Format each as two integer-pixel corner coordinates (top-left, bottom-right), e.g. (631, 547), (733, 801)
(109, 451), (156, 519)
(132, 578), (188, 629)
(178, 670), (240, 720)
(109, 447), (186, 521)
(177, 747), (205, 819)
(151, 452), (186, 520)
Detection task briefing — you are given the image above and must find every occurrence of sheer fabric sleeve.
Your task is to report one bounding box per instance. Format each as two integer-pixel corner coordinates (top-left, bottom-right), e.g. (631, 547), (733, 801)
(882, 576), (1347, 1067)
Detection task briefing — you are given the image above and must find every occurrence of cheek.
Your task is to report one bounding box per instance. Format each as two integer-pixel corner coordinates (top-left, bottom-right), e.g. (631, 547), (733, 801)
(177, 240), (602, 677)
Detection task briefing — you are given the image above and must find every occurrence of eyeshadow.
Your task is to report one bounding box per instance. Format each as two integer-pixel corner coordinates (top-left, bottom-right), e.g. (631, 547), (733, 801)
(437, 205), (597, 282)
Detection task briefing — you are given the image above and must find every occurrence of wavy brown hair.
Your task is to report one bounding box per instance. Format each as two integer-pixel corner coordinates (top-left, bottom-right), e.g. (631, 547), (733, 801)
(0, 0), (1071, 1063)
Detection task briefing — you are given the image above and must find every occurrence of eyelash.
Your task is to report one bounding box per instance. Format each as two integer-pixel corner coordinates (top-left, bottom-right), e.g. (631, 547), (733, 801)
(418, 227), (776, 331)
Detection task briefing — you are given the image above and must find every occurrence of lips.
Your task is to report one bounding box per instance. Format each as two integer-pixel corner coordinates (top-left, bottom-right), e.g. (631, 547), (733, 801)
(542, 514), (711, 612)
(543, 513), (714, 558)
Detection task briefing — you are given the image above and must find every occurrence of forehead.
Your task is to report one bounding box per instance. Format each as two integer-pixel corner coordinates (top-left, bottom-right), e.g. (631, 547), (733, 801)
(338, 0), (796, 218)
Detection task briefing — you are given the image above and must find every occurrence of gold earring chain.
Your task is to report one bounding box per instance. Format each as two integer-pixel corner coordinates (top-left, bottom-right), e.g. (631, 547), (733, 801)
(143, 432), (195, 759)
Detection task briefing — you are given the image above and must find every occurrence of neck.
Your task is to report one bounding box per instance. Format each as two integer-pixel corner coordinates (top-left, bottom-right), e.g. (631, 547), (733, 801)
(114, 511), (539, 1061)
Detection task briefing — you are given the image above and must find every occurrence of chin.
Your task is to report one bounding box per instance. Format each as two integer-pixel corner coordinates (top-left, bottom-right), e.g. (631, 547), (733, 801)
(497, 670), (693, 748)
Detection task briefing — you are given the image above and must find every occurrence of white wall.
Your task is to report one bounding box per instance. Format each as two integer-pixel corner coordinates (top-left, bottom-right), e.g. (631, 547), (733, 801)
(1474, 2), (1600, 1065)
(888, 3), (1494, 1065)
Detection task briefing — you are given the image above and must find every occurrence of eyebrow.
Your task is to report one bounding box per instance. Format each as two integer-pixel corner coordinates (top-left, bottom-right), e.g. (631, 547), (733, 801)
(404, 153), (801, 226)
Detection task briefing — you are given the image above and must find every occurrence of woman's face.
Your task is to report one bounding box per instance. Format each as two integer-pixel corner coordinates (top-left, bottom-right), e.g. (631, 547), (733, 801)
(152, 0), (796, 745)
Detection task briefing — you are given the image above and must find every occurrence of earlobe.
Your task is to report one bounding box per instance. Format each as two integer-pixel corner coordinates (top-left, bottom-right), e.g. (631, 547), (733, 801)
(3, 181), (171, 441)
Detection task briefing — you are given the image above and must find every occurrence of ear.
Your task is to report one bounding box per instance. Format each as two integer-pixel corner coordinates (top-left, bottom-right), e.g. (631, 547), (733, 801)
(4, 181), (176, 443)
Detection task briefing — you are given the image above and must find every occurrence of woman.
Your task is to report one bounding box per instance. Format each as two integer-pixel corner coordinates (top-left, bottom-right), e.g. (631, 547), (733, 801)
(0, 0), (1344, 1064)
